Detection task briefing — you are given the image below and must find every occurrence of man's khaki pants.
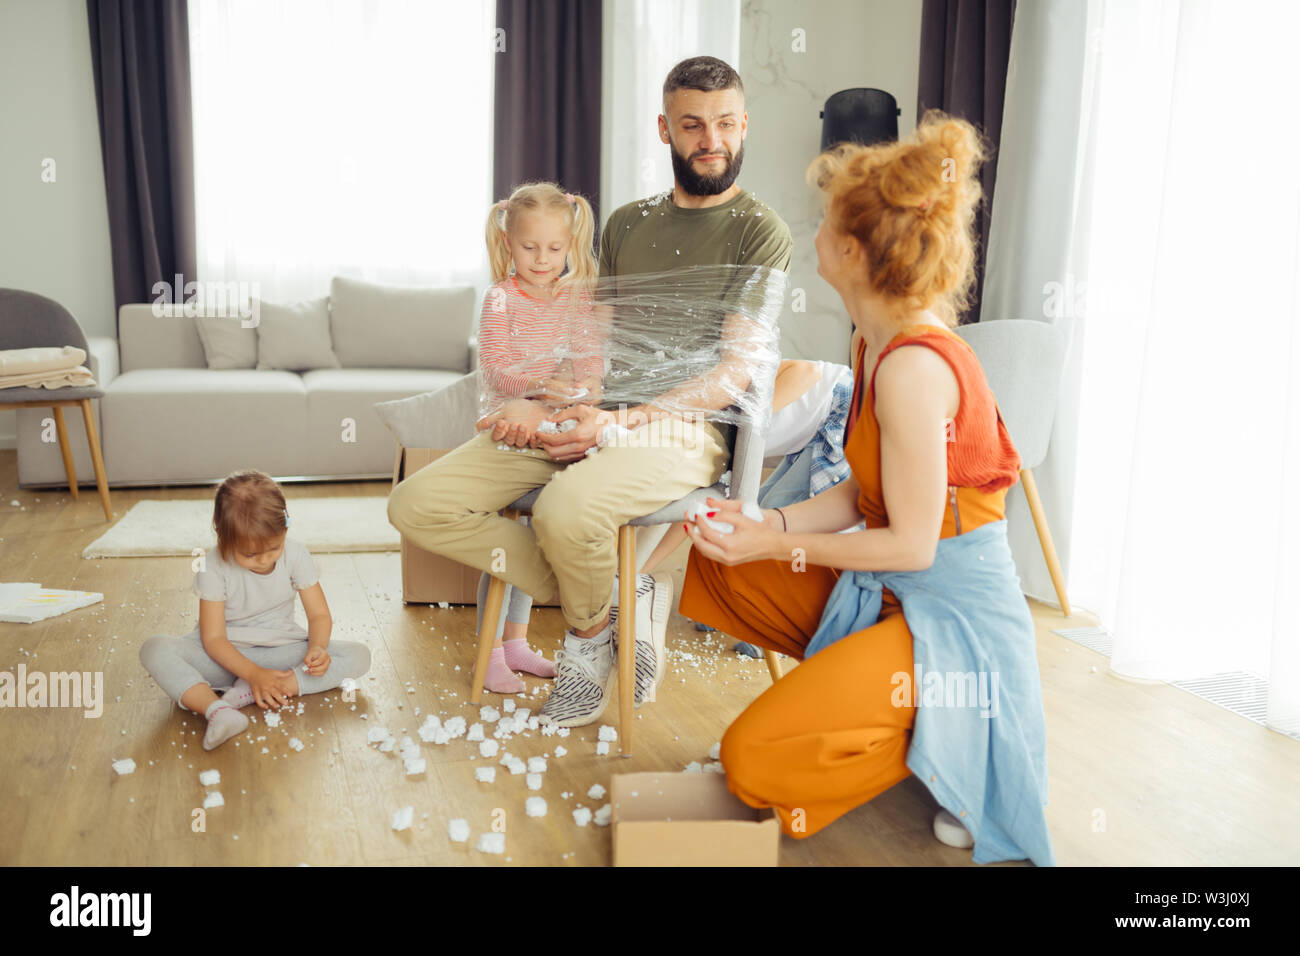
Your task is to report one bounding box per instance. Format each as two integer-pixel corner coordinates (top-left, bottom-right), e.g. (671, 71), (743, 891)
(388, 417), (729, 630)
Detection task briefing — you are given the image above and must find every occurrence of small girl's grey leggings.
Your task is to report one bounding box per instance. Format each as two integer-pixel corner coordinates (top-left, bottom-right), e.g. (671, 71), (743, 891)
(139, 628), (371, 704)
(475, 571), (534, 640)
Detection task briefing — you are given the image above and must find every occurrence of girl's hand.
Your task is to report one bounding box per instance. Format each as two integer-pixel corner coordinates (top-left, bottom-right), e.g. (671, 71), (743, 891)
(248, 666), (296, 709)
(303, 647), (331, 677)
(477, 399), (549, 447)
(683, 496), (781, 567)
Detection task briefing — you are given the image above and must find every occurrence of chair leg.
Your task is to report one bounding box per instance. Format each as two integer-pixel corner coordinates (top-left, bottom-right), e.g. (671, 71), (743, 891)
(471, 575), (508, 705)
(52, 406), (78, 500)
(763, 649), (783, 683)
(1020, 467), (1071, 617)
(79, 399), (112, 520)
(617, 525), (637, 756)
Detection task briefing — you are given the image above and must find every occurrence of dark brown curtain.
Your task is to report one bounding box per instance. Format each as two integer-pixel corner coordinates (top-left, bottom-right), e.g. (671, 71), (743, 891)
(86, 0), (196, 317)
(917, 0), (1016, 324)
(493, 0), (602, 227)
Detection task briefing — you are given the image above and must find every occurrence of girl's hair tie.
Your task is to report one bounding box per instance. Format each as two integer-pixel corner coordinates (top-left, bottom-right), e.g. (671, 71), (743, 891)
(496, 199), (509, 211)
(917, 198), (930, 211)
(565, 192), (575, 204)
(283, 507), (290, 529)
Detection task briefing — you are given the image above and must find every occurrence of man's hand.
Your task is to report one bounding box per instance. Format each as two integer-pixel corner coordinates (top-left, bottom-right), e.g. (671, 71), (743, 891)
(475, 398), (550, 448)
(534, 404), (617, 462)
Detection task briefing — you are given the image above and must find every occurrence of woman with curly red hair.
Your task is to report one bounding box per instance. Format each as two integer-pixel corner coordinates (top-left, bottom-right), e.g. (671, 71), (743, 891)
(678, 111), (1055, 865)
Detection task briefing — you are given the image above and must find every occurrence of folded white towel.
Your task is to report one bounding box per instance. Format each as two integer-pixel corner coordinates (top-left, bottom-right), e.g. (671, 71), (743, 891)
(0, 366), (95, 391)
(0, 346), (88, 377)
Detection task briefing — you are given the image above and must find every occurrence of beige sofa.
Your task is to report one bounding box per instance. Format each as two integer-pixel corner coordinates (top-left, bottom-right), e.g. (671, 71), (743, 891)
(16, 279), (479, 487)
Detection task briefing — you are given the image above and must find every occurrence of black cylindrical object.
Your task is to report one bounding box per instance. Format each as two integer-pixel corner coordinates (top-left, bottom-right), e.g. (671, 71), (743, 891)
(819, 89), (901, 151)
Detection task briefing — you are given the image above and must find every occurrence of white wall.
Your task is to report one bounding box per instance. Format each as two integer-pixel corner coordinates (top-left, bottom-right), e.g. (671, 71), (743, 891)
(0, 0), (117, 448)
(739, 0), (922, 363)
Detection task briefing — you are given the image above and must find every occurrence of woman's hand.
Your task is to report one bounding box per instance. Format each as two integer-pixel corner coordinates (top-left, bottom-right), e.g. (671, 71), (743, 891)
(683, 496), (782, 567)
(534, 404), (617, 462)
(303, 646), (331, 677)
(248, 666), (296, 709)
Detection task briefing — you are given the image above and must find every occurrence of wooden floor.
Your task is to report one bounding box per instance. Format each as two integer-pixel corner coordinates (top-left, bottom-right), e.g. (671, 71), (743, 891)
(1, 449), (1297, 866)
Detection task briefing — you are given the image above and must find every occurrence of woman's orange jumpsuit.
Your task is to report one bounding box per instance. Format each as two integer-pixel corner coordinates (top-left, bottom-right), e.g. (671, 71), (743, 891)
(679, 323), (1023, 838)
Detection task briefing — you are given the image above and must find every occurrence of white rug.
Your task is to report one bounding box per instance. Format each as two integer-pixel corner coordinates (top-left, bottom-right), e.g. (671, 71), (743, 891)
(82, 497), (400, 558)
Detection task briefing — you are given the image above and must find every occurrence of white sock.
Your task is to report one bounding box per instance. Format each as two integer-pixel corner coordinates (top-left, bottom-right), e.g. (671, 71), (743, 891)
(568, 621), (611, 645)
(203, 700), (249, 751)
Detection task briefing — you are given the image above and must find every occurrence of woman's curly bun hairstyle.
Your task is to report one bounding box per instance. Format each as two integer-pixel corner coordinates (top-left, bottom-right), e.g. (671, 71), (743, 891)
(806, 109), (989, 326)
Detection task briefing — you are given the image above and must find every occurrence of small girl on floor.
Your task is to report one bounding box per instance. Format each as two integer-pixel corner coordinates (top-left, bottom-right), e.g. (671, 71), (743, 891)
(470, 181), (604, 693)
(139, 470), (371, 749)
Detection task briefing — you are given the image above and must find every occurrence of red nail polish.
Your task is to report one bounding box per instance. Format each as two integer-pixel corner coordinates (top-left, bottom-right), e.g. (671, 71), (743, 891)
(706, 511), (717, 518)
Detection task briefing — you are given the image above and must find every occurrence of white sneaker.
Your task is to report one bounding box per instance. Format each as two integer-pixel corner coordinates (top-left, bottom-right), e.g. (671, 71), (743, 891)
(610, 572), (671, 706)
(538, 631), (615, 728)
(933, 809), (974, 849)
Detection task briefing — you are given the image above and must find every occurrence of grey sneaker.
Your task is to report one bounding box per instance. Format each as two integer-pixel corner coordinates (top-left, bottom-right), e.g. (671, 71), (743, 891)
(538, 632), (615, 728)
(609, 572), (671, 706)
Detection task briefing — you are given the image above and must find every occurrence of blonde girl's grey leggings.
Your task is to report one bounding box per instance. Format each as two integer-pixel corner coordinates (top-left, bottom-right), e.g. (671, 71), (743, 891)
(476, 570), (534, 640)
(139, 628), (372, 703)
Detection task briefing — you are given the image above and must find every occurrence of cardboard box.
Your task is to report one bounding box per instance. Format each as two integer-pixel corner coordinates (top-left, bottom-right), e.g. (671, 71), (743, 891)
(610, 771), (780, 866)
(392, 446), (561, 607)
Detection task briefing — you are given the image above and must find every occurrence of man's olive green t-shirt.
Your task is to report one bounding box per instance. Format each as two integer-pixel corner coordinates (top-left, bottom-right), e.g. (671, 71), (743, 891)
(595, 188), (793, 449)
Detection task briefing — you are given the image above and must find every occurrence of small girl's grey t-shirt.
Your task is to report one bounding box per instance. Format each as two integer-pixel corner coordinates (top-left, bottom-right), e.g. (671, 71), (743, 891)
(193, 535), (319, 647)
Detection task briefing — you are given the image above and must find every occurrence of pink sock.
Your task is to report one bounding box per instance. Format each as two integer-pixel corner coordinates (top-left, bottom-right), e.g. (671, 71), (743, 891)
(503, 638), (557, 678)
(485, 646), (526, 694)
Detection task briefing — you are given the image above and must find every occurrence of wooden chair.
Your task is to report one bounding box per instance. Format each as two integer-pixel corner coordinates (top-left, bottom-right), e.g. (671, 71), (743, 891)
(471, 386), (774, 756)
(0, 289), (112, 519)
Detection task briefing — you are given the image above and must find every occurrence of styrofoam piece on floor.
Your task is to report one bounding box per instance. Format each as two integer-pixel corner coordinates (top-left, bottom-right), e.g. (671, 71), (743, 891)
(684, 761), (702, 773)
(526, 796), (547, 817)
(526, 773), (542, 791)
(467, 722), (485, 742)
(527, 756), (547, 774)
(703, 761), (724, 773)
(392, 806), (414, 831)
(477, 832), (506, 854)
(264, 711), (281, 728)
(448, 818), (470, 842)
(594, 804), (611, 826)
(502, 700), (516, 713)
(367, 726), (390, 744)
(573, 806), (592, 827)
(198, 769), (220, 786)
(553, 745), (567, 757)
(596, 741), (610, 755)
(479, 739), (499, 758)
(708, 742), (721, 760)
(479, 705), (500, 724)
(597, 725), (618, 742)
(474, 766), (496, 783)
(112, 758), (136, 775)
(404, 757), (426, 775)
(587, 783), (606, 800)
(288, 737), (304, 752)
(203, 791), (225, 809)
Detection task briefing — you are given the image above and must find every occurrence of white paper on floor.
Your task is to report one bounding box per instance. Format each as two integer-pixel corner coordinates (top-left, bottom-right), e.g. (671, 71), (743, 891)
(80, 497), (400, 558)
(0, 583), (103, 623)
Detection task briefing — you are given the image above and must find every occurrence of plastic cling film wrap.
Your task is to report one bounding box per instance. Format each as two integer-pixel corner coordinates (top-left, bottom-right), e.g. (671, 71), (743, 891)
(475, 264), (785, 433)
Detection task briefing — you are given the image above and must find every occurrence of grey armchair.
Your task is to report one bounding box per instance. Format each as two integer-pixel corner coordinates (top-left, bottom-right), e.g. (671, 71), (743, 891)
(0, 289), (112, 519)
(955, 318), (1070, 616)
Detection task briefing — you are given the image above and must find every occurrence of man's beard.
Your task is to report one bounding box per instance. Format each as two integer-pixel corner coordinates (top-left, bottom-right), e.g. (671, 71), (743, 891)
(670, 139), (745, 196)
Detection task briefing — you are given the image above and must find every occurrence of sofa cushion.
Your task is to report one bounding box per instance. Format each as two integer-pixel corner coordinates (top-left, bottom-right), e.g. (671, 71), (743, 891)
(118, 304), (208, 372)
(301, 367), (465, 474)
(329, 276), (475, 371)
(102, 369), (308, 483)
(194, 314), (258, 369)
(255, 297), (340, 371)
(373, 370), (481, 450)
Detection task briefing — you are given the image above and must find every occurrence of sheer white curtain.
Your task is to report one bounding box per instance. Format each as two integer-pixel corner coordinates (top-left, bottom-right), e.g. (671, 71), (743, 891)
(189, 0), (495, 305)
(988, 0), (1300, 737)
(600, 0), (740, 218)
